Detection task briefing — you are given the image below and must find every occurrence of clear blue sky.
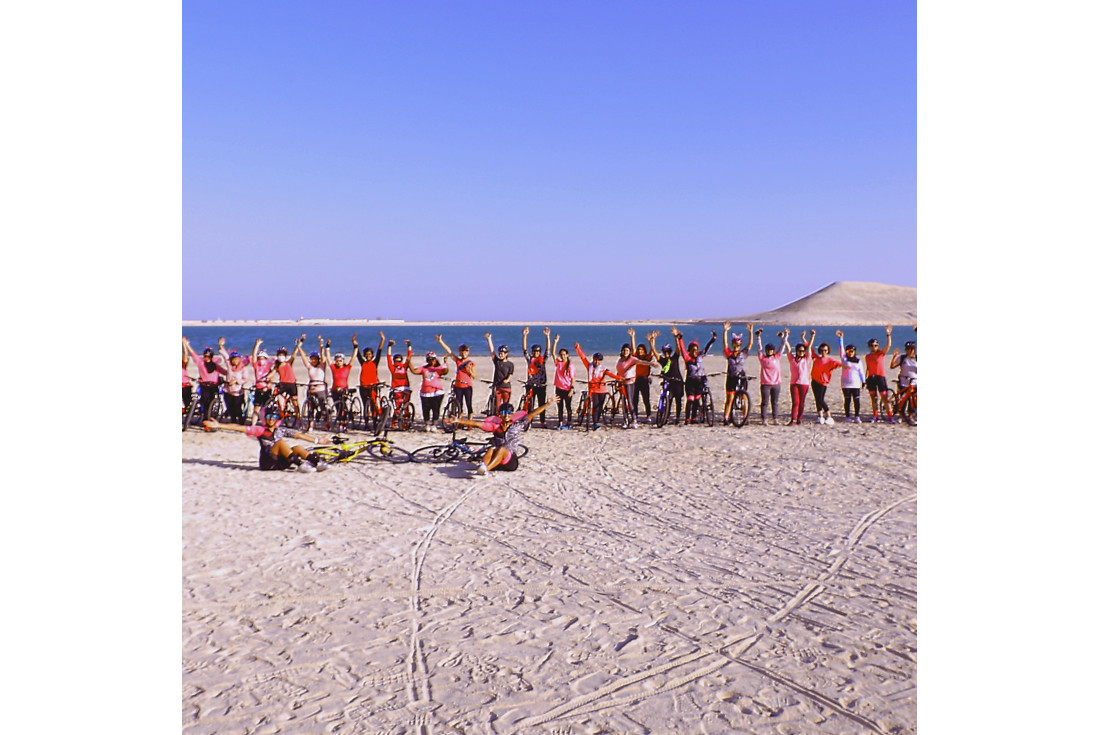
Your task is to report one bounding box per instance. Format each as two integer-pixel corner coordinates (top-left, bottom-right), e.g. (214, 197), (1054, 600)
(184, 1), (915, 321)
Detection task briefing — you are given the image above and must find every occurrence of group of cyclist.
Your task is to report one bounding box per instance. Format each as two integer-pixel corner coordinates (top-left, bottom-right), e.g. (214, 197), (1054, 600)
(183, 323), (917, 433)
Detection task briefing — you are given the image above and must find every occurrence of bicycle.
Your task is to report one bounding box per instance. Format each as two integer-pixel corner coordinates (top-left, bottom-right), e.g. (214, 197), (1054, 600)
(685, 373), (719, 427)
(266, 383), (301, 429)
(390, 386), (415, 431)
(330, 388), (361, 433)
(411, 428), (529, 464)
(182, 390), (201, 431)
(481, 379), (506, 417)
(654, 376), (683, 428)
(515, 379), (547, 430)
(604, 379), (636, 428)
(355, 382), (391, 434)
(310, 432), (414, 464)
(726, 374), (755, 428)
(302, 389), (334, 431)
(892, 380), (917, 426)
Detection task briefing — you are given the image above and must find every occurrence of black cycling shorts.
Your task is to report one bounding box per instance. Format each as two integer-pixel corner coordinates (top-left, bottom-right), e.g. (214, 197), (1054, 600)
(866, 375), (888, 393)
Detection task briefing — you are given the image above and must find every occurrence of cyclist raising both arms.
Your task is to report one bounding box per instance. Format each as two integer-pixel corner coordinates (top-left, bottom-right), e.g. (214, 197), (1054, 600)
(890, 336), (917, 390)
(574, 341), (626, 430)
(386, 337), (415, 414)
(485, 332), (515, 414)
(809, 332), (843, 425)
(352, 331), (386, 427)
(782, 328), (812, 426)
(183, 337), (227, 421)
(521, 326), (551, 428)
(864, 325), (894, 423)
(410, 350), (449, 431)
(551, 334), (576, 429)
(672, 326), (717, 424)
(203, 413), (331, 472)
(250, 339), (276, 424)
(273, 335), (306, 418)
(435, 334), (476, 421)
(721, 322), (755, 425)
(755, 329), (784, 425)
(836, 330), (867, 423)
(655, 333), (685, 424)
(218, 337), (252, 425)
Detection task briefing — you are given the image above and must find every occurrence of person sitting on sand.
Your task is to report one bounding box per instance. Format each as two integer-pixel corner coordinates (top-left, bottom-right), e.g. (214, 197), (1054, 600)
(203, 413), (331, 472)
(447, 398), (556, 475)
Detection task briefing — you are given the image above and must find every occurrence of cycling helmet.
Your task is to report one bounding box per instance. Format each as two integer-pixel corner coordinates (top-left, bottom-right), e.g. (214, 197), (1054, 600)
(593, 352), (603, 361)
(425, 351), (437, 360)
(334, 352), (346, 361)
(257, 350), (269, 359)
(905, 341), (916, 349)
(277, 346), (289, 354)
(309, 351), (320, 359)
(228, 350), (241, 359)
(458, 344), (469, 352)
(662, 344), (673, 352)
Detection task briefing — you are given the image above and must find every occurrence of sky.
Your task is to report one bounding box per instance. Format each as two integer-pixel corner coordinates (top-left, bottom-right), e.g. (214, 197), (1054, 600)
(183, 1), (915, 321)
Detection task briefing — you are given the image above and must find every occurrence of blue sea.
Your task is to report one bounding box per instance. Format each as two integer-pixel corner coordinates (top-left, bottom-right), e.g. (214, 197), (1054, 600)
(182, 323), (914, 358)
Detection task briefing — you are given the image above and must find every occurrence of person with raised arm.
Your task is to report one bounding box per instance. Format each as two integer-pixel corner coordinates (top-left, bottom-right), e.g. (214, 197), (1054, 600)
(352, 331), (386, 427)
(672, 326), (717, 424)
(864, 325), (894, 423)
(836, 330), (867, 423)
(720, 322), (756, 425)
(781, 328), (813, 425)
(435, 334), (476, 422)
(754, 328), (784, 425)
(183, 336), (227, 422)
(485, 332), (515, 414)
(297, 336), (330, 430)
(809, 331), (843, 425)
(217, 336), (252, 425)
(321, 336), (354, 426)
(447, 397), (557, 475)
(386, 336), (415, 416)
(182, 342), (194, 411)
(614, 327), (644, 429)
(272, 334), (306, 420)
(654, 331), (684, 424)
(203, 412), (331, 472)
(521, 326), (551, 428)
(410, 349), (449, 431)
(574, 341), (626, 431)
(631, 331), (661, 424)
(249, 338), (276, 425)
(890, 334), (918, 391)
(551, 333), (576, 429)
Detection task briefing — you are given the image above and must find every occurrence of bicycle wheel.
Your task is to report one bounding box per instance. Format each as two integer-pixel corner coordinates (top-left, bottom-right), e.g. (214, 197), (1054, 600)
(577, 392), (590, 430)
(282, 399), (300, 429)
(344, 395), (362, 432)
(395, 401), (415, 431)
(372, 395), (391, 433)
(606, 391), (620, 424)
(901, 390), (917, 425)
(484, 389), (498, 417)
(411, 444), (462, 463)
(515, 444), (529, 459)
(367, 441), (413, 463)
(731, 391), (751, 428)
(443, 394), (461, 423)
(702, 389), (715, 427)
(655, 390), (670, 428)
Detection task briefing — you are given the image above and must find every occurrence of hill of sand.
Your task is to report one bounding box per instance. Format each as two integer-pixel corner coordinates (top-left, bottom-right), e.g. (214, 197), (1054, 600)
(714, 281), (917, 326)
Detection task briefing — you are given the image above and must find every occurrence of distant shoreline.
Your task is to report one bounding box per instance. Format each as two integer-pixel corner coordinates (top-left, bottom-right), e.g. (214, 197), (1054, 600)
(182, 319), (699, 327)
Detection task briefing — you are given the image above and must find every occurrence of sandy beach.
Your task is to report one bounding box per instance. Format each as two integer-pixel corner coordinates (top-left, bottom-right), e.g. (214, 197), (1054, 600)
(183, 354), (916, 734)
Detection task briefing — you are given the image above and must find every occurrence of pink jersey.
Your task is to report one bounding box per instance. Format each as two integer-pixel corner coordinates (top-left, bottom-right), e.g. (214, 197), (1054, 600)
(417, 364), (447, 395)
(616, 355), (638, 383)
(276, 361), (296, 383)
(788, 353), (812, 386)
(757, 353), (782, 386)
(224, 358), (251, 396)
(252, 357), (275, 388)
(554, 359), (575, 390)
(453, 358), (475, 389)
(182, 367), (192, 386)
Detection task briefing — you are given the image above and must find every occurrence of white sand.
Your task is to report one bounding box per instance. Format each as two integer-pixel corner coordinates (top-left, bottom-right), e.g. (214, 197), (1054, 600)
(183, 354), (916, 734)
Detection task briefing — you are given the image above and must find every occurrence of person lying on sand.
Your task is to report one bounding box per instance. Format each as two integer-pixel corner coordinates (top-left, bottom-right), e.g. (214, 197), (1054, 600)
(446, 398), (556, 475)
(203, 414), (332, 472)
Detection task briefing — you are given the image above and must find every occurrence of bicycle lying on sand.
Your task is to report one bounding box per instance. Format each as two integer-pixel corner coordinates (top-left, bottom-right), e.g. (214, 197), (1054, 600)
(309, 432), (413, 464)
(410, 428), (529, 464)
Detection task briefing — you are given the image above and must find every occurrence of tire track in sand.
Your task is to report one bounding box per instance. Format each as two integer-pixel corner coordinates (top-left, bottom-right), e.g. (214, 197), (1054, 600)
(506, 493), (916, 734)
